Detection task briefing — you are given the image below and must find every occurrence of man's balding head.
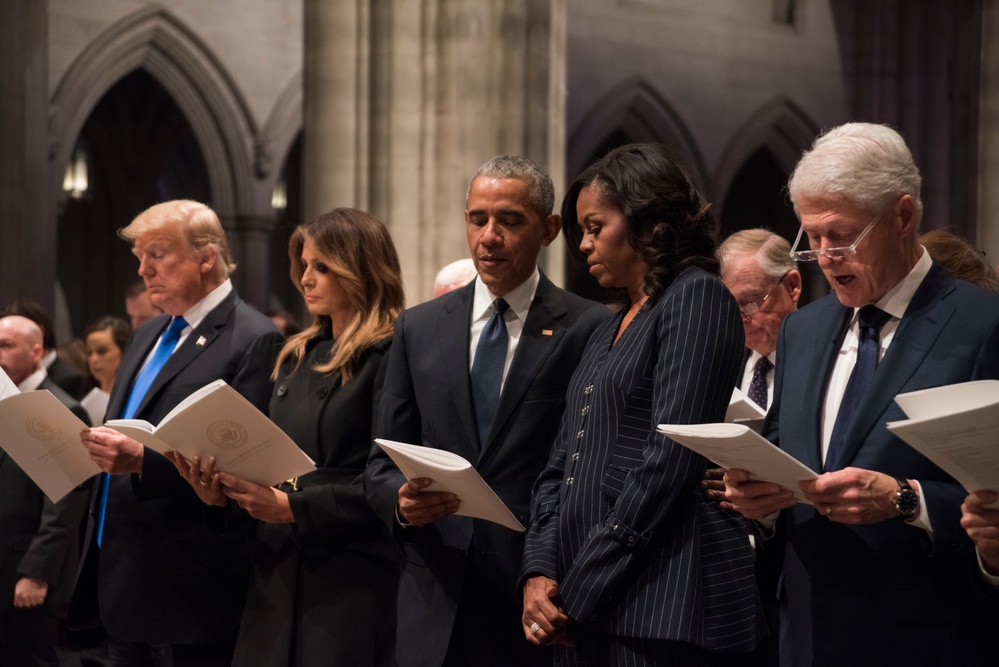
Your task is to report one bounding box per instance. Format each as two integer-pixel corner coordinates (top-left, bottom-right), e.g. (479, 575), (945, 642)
(0, 316), (44, 385)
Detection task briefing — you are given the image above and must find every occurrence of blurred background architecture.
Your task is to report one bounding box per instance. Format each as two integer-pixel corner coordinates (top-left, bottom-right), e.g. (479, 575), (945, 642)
(1, 0), (993, 341)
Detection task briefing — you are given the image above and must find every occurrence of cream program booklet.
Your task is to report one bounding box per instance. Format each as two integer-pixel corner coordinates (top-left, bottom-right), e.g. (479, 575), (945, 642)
(725, 387), (767, 432)
(106, 380), (315, 487)
(0, 368), (100, 502)
(886, 379), (999, 506)
(657, 422), (818, 504)
(374, 438), (525, 531)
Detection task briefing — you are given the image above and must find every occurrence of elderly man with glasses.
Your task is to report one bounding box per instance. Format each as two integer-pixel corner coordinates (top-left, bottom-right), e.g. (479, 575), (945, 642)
(722, 123), (999, 666)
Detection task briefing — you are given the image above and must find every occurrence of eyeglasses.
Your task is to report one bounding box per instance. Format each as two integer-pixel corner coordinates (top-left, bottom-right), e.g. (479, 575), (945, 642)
(739, 271), (790, 316)
(789, 216), (880, 262)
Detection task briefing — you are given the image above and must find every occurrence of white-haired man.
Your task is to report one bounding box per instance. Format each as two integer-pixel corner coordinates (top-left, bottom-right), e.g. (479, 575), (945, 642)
(723, 123), (999, 665)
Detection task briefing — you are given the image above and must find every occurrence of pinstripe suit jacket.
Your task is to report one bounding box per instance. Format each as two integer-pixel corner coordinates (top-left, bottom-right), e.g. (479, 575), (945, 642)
(767, 263), (999, 666)
(521, 267), (764, 652)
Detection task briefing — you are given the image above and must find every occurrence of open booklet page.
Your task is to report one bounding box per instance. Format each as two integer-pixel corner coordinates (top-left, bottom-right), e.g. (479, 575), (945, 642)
(887, 379), (999, 507)
(0, 378), (99, 502)
(374, 438), (525, 531)
(106, 380), (315, 487)
(657, 422), (818, 504)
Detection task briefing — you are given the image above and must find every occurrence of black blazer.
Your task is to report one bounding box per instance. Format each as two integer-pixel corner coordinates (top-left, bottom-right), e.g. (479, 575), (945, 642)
(365, 273), (607, 667)
(68, 289), (283, 645)
(521, 267), (764, 652)
(767, 263), (999, 666)
(0, 378), (90, 612)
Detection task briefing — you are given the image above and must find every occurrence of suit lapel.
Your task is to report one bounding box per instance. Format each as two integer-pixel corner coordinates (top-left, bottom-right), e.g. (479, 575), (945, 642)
(482, 275), (567, 460)
(437, 284), (480, 458)
(837, 264), (954, 467)
(798, 299), (853, 473)
(133, 292), (239, 419)
(106, 316), (170, 420)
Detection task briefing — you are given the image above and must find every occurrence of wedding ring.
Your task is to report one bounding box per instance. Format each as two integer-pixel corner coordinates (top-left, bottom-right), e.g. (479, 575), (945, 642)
(200, 480), (210, 487)
(530, 622), (541, 635)
(825, 504), (833, 516)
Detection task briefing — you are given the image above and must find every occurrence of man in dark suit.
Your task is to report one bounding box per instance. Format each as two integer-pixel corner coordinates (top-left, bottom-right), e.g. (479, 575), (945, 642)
(0, 315), (90, 666)
(724, 123), (999, 665)
(70, 200), (283, 666)
(2, 299), (87, 400)
(365, 156), (607, 667)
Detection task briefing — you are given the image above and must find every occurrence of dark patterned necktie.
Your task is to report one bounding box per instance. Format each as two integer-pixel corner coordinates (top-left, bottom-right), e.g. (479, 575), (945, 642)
(748, 356), (773, 410)
(97, 316), (188, 546)
(825, 306), (892, 472)
(470, 299), (509, 445)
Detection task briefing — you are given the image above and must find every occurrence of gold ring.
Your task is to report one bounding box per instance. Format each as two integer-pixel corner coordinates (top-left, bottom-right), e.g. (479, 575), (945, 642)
(530, 621), (541, 635)
(825, 504), (833, 516)
(200, 480), (209, 487)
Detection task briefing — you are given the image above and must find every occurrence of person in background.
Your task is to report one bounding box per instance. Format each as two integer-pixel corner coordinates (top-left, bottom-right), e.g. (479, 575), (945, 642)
(919, 228), (999, 292)
(80, 317), (132, 426)
(124, 281), (162, 330)
(170, 208), (404, 666)
(432, 258), (478, 298)
(521, 143), (762, 665)
(0, 315), (90, 666)
(265, 308), (303, 338)
(4, 298), (87, 399)
(366, 155), (607, 667)
(70, 200), (282, 667)
(722, 122), (999, 666)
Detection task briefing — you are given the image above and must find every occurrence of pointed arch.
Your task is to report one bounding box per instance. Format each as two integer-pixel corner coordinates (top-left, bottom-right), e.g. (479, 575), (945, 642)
(567, 77), (708, 189)
(48, 6), (257, 216)
(714, 96), (818, 222)
(258, 71), (304, 193)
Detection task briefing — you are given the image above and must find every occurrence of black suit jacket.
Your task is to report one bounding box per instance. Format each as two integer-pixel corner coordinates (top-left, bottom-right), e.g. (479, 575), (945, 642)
(767, 263), (999, 666)
(0, 378), (90, 612)
(365, 273), (607, 667)
(46, 357), (86, 400)
(68, 288), (283, 645)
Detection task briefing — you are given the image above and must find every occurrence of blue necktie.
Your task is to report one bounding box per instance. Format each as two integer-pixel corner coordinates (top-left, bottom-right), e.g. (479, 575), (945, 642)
(97, 316), (188, 546)
(748, 356), (773, 410)
(470, 299), (509, 446)
(825, 306), (891, 472)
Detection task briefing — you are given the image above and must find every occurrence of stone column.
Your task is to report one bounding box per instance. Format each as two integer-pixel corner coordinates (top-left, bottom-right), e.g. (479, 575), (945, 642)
(303, 0), (567, 304)
(0, 0), (57, 313)
(979, 3), (999, 263)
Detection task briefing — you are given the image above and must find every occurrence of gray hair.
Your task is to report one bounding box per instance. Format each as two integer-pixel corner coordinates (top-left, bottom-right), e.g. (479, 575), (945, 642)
(717, 228), (797, 279)
(788, 122), (922, 224)
(466, 155), (555, 217)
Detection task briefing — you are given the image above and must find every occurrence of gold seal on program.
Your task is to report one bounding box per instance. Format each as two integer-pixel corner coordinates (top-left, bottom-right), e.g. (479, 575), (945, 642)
(206, 420), (248, 449)
(25, 415), (62, 441)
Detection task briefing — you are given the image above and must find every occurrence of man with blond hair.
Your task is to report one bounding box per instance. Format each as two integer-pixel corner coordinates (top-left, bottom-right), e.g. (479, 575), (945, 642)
(70, 200), (282, 666)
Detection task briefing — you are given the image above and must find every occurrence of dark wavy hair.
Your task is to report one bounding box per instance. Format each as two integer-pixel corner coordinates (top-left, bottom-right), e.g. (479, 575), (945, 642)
(562, 143), (719, 304)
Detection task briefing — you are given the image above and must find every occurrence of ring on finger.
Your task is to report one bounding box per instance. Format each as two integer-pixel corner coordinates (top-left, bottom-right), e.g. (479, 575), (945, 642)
(530, 621), (541, 635)
(825, 504), (833, 516)
(200, 480), (210, 487)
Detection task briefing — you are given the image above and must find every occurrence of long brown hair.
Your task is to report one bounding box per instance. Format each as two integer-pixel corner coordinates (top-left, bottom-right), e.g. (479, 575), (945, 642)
(272, 208), (405, 383)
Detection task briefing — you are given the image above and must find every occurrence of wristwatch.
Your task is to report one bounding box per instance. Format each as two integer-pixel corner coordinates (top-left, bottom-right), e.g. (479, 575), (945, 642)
(893, 477), (919, 520)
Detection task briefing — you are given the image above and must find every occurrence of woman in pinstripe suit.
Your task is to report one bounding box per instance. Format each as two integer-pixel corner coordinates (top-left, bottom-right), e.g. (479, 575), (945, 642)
(520, 144), (765, 666)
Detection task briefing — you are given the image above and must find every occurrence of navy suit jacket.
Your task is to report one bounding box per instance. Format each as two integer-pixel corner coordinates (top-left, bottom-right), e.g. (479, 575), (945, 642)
(521, 267), (764, 652)
(365, 273), (607, 667)
(766, 262), (999, 666)
(68, 288), (283, 645)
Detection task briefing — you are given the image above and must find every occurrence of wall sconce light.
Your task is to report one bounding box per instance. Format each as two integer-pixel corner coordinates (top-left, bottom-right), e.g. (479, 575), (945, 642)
(271, 178), (287, 211)
(62, 144), (89, 200)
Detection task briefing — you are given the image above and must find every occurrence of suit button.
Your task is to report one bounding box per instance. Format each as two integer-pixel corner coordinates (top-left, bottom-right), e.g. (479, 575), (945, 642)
(276, 385), (288, 397)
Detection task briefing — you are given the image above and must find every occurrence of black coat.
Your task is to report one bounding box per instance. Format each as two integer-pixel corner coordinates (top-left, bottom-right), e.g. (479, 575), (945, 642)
(232, 332), (398, 666)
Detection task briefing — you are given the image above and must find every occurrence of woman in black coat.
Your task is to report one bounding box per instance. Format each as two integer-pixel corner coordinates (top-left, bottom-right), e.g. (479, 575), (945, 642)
(169, 208), (405, 666)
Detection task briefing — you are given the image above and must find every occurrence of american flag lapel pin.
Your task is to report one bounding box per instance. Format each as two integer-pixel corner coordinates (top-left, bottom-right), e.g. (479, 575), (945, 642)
(542, 329), (553, 336)
(196, 335), (207, 346)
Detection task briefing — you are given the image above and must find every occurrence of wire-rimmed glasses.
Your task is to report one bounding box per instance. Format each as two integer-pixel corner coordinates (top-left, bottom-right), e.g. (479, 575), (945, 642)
(789, 216), (880, 262)
(739, 270), (791, 316)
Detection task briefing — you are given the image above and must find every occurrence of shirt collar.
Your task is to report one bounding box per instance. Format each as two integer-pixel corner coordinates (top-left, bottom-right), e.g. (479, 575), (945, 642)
(180, 279), (233, 331)
(17, 367), (48, 392)
(471, 268), (540, 325)
(850, 246), (932, 323)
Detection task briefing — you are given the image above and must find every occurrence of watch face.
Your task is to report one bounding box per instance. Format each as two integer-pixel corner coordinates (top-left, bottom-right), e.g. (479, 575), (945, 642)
(896, 489), (919, 517)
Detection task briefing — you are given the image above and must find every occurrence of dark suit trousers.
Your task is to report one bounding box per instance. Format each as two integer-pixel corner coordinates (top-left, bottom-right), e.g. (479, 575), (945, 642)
(442, 549), (550, 667)
(107, 636), (236, 667)
(0, 605), (59, 667)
